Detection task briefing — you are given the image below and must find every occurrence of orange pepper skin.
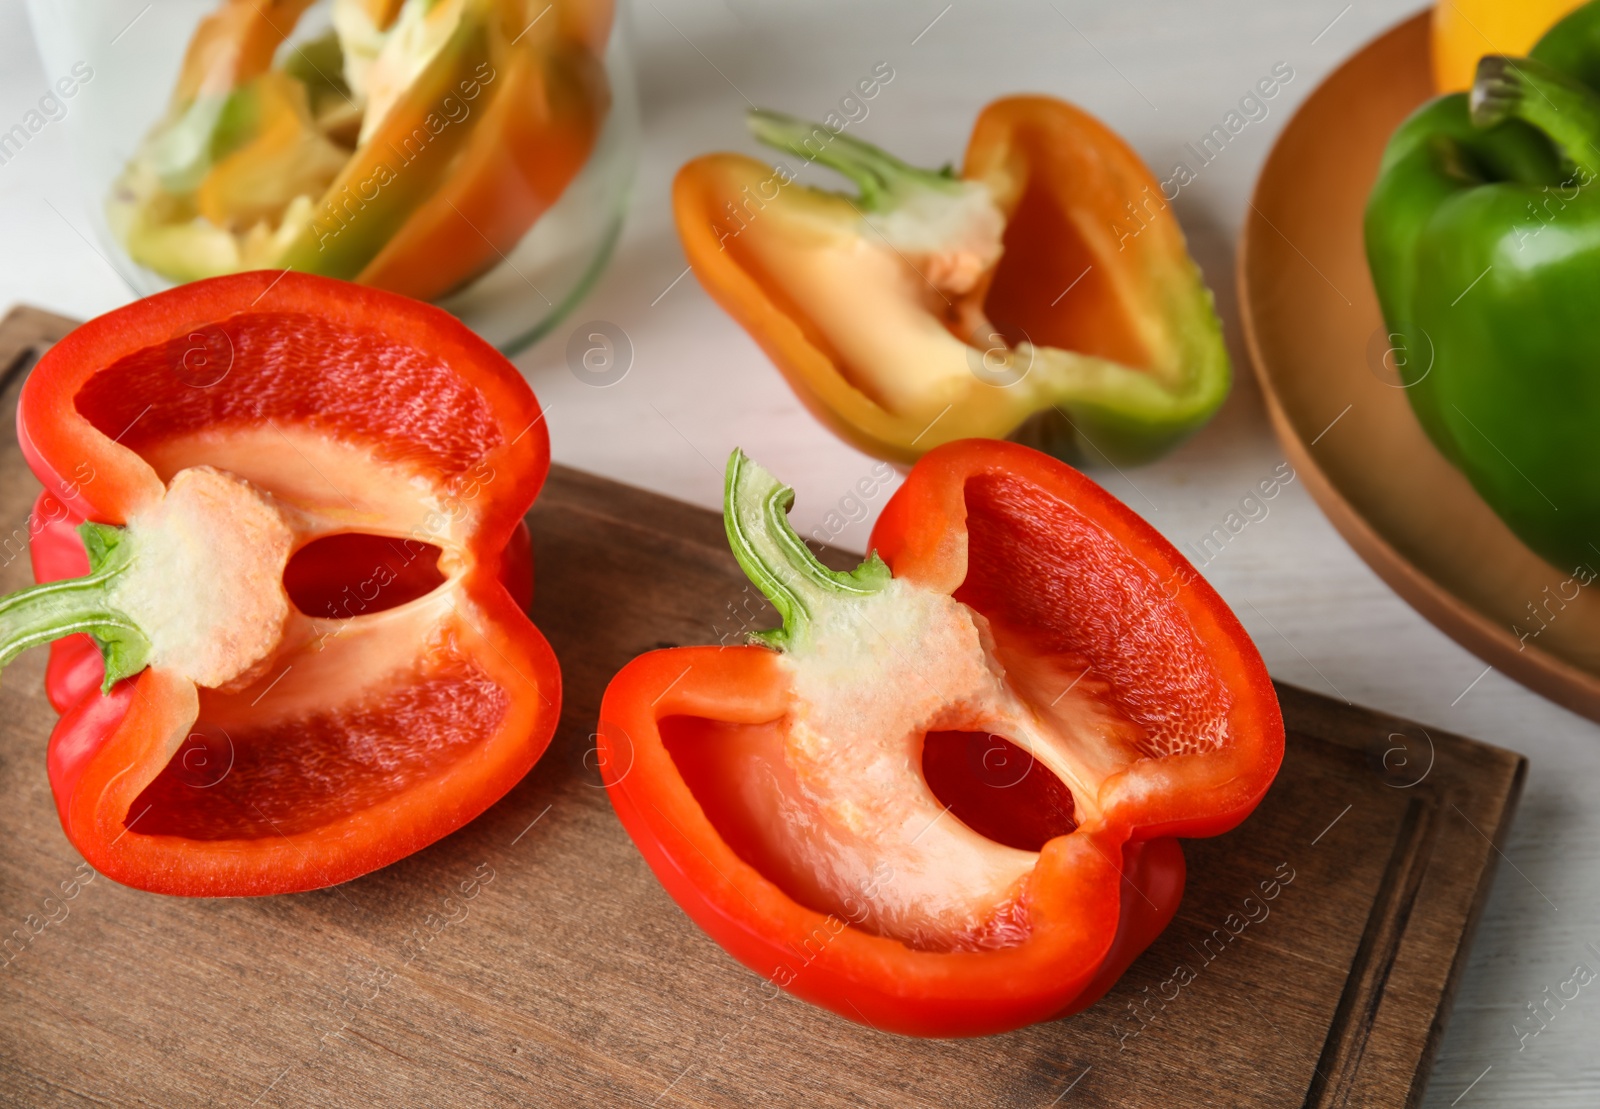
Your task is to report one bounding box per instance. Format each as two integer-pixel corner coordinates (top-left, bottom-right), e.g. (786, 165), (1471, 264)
(1433, 0), (1587, 92)
(356, 39), (609, 301)
(174, 0), (318, 101)
(672, 97), (1229, 470)
(195, 72), (346, 231)
(357, 0), (406, 32)
(964, 97), (1204, 390)
(672, 154), (905, 463)
(274, 1), (611, 299)
(555, 0), (614, 56)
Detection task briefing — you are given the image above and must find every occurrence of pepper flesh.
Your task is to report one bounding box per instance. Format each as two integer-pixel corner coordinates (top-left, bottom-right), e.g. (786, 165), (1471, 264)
(598, 440), (1282, 1036)
(1367, 2), (1600, 575)
(350, 30), (609, 299)
(8, 270), (560, 896)
(672, 97), (1231, 469)
(110, 0), (611, 302)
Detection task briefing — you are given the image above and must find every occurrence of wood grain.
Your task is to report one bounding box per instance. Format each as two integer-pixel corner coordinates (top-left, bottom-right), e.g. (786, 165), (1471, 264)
(1239, 13), (1600, 723)
(0, 306), (1523, 1107)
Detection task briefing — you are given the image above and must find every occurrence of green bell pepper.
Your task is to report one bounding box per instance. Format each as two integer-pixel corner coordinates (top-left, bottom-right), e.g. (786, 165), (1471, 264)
(1366, 0), (1600, 574)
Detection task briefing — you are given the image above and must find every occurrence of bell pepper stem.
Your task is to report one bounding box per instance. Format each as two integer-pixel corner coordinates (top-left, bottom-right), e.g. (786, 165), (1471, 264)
(723, 449), (891, 651)
(747, 108), (961, 213)
(1471, 55), (1600, 181)
(0, 523), (150, 693)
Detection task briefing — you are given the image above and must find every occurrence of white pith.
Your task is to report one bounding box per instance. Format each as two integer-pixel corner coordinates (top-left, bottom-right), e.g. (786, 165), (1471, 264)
(863, 181), (1006, 296)
(139, 425), (474, 535)
(111, 466), (294, 690)
(758, 576), (1117, 950)
(356, 0), (466, 145)
(130, 426), (485, 712)
(331, 0), (391, 102)
(734, 170), (1187, 432)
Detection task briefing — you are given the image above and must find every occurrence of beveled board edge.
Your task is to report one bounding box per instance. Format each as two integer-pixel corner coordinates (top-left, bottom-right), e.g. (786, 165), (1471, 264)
(1277, 687), (1525, 1107)
(0, 305), (74, 385)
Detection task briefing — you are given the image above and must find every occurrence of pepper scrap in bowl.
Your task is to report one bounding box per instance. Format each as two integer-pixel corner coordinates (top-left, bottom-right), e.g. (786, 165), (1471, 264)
(108, 0), (611, 304)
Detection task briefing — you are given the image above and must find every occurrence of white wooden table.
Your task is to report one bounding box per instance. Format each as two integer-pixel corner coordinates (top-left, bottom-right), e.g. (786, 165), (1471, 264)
(4, 1), (1596, 1105)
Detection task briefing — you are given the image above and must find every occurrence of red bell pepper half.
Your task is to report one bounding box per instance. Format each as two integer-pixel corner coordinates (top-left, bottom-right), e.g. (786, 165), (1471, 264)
(1, 270), (560, 896)
(598, 439), (1282, 1036)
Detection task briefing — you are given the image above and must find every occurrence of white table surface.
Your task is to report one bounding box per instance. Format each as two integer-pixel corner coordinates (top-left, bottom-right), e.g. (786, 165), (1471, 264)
(4, 1), (1597, 1105)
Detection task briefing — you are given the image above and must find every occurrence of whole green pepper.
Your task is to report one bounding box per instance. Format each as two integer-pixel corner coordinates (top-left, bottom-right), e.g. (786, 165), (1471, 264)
(1366, 0), (1600, 574)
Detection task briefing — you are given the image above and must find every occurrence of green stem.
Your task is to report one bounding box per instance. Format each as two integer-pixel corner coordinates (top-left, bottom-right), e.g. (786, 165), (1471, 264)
(0, 523), (150, 693)
(723, 449), (890, 651)
(1471, 55), (1600, 180)
(746, 108), (962, 213)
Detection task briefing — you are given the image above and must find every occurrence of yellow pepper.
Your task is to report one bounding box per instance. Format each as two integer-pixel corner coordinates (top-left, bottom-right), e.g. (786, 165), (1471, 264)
(1433, 0), (1587, 92)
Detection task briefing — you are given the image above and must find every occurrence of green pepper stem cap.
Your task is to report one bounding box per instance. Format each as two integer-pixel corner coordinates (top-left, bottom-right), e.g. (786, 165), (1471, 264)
(1471, 54), (1600, 180)
(722, 448), (891, 651)
(746, 107), (960, 213)
(0, 523), (150, 693)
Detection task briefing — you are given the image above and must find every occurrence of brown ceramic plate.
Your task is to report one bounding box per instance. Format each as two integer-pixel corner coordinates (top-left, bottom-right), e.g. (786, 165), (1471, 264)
(1239, 11), (1600, 721)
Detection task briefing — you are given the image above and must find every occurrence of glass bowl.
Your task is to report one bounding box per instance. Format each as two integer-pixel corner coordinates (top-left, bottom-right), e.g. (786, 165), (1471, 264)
(26, 0), (638, 355)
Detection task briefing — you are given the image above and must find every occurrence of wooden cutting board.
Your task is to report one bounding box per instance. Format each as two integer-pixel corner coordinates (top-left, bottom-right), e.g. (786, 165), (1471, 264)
(0, 306), (1524, 1108)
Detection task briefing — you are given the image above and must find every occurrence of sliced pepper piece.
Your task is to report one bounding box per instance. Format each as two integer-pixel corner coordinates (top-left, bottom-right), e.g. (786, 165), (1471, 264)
(276, 0), (495, 281)
(354, 28), (610, 301)
(356, 0), (476, 147)
(360, 0), (408, 30)
(598, 440), (1283, 1036)
(672, 98), (1231, 469)
(132, 0), (319, 197)
(5, 271), (560, 896)
(173, 0), (320, 101)
(282, 0), (610, 299)
(557, 0), (613, 57)
(1367, 2), (1600, 573)
(195, 71), (348, 230)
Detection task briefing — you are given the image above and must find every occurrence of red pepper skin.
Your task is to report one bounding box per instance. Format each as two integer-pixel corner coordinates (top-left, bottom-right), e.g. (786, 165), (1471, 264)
(598, 439), (1281, 1036)
(17, 270), (560, 896)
